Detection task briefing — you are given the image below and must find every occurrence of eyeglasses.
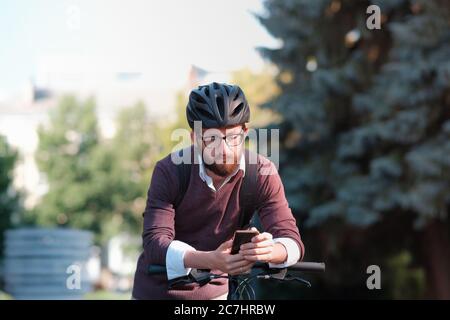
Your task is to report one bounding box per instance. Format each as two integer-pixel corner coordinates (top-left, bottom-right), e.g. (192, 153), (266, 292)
(200, 130), (245, 148)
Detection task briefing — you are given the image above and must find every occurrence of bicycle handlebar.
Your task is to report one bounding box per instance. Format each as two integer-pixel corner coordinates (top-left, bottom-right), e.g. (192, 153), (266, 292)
(147, 261), (325, 275)
(281, 261), (326, 273)
(148, 261), (325, 296)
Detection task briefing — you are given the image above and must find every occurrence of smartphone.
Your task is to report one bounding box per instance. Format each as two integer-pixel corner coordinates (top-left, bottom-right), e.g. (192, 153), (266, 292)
(231, 229), (260, 255)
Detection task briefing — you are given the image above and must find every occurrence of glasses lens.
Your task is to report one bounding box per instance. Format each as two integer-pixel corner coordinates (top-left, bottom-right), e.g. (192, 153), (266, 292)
(201, 131), (245, 148)
(202, 136), (216, 147)
(226, 133), (244, 146)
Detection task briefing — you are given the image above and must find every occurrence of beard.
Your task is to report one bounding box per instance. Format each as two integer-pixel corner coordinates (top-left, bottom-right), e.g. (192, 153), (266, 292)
(203, 153), (240, 177)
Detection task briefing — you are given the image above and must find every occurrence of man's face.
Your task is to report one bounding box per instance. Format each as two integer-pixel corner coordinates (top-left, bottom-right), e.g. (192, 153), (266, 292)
(194, 124), (247, 177)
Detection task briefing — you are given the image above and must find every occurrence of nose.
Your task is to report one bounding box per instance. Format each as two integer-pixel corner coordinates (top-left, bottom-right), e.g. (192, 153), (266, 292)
(215, 138), (231, 161)
(221, 138), (229, 153)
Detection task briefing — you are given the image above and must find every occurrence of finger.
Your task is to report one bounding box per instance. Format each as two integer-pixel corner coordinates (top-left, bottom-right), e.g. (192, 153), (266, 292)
(228, 259), (253, 271)
(227, 257), (253, 268)
(252, 232), (272, 243)
(226, 253), (247, 263)
(218, 239), (233, 250)
(240, 247), (272, 256)
(229, 262), (254, 275)
(241, 261), (255, 271)
(240, 239), (274, 250)
(239, 263), (254, 274)
(242, 253), (272, 262)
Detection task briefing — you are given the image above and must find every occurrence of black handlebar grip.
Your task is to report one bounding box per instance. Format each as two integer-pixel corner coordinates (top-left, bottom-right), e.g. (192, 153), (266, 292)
(288, 262), (326, 273)
(147, 264), (167, 275)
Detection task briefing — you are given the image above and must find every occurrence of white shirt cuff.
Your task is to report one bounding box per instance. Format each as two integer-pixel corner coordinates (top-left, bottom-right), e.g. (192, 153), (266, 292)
(268, 237), (301, 268)
(166, 240), (196, 280)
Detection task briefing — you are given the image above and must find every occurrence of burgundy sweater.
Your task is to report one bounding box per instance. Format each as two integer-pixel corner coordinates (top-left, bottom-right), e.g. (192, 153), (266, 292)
(132, 146), (305, 299)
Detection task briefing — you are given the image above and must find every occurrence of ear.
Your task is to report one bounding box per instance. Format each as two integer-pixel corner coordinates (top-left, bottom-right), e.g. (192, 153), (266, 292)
(190, 130), (194, 143)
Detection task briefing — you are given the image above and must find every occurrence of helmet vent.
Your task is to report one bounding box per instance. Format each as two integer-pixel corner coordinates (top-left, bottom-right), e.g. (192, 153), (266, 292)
(216, 96), (225, 118)
(197, 106), (212, 119)
(232, 103), (244, 117)
(191, 92), (205, 104)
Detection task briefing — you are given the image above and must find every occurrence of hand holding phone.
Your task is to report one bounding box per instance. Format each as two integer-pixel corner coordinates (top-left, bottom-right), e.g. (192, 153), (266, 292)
(231, 229), (260, 255)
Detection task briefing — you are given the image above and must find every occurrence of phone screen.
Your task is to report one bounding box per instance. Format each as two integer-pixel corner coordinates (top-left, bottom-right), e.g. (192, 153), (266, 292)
(231, 230), (259, 255)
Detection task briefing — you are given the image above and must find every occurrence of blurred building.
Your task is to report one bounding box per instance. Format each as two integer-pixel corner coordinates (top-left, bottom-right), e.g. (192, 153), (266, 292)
(0, 73), (178, 209)
(186, 64), (231, 91)
(106, 234), (140, 277)
(0, 79), (57, 209)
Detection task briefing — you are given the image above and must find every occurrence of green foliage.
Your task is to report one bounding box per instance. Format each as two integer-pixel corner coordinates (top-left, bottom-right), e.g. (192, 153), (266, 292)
(29, 96), (165, 244)
(258, 0), (450, 298)
(385, 251), (425, 299)
(0, 290), (13, 300)
(258, 0), (450, 228)
(231, 67), (282, 128)
(163, 90), (192, 151)
(0, 135), (20, 256)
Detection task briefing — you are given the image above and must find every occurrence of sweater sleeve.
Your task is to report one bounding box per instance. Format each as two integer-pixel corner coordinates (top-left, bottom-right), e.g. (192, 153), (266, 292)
(142, 159), (179, 266)
(255, 156), (305, 261)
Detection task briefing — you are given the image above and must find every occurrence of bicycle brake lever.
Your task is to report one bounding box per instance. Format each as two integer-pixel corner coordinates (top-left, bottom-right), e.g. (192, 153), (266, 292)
(266, 268), (287, 280)
(168, 269), (213, 289)
(168, 275), (195, 289)
(190, 269), (214, 286)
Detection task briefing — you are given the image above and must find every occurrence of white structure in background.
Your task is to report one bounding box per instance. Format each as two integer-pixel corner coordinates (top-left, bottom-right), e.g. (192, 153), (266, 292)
(85, 246), (102, 283)
(106, 233), (140, 292)
(187, 65), (231, 91)
(0, 79), (57, 209)
(106, 233), (141, 277)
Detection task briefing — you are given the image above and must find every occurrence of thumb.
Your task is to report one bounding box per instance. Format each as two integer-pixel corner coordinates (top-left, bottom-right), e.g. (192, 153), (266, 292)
(218, 238), (233, 251)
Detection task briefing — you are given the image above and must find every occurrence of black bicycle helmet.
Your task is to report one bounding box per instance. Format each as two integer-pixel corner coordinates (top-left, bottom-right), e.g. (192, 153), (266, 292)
(186, 82), (250, 128)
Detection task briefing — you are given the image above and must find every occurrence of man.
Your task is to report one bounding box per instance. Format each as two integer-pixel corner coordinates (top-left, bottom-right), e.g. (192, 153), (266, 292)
(132, 82), (305, 299)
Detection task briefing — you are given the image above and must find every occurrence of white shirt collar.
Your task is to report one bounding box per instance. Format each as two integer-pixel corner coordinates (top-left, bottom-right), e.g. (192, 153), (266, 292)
(197, 151), (246, 191)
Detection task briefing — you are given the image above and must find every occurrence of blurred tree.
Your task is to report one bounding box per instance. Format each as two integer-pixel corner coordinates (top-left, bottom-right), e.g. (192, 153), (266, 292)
(385, 250), (425, 299)
(30, 96), (105, 240)
(258, 0), (450, 298)
(171, 90), (190, 133)
(30, 96), (164, 244)
(231, 67), (282, 128)
(0, 135), (20, 256)
(163, 90), (192, 151)
(109, 102), (165, 235)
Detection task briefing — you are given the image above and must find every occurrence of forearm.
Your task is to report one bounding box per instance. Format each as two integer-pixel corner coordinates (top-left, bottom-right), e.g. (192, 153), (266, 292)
(268, 242), (288, 265)
(184, 250), (215, 269)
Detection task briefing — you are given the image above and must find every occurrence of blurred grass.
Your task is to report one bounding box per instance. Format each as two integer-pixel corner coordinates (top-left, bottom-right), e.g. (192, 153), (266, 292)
(83, 290), (132, 300)
(0, 291), (13, 300)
